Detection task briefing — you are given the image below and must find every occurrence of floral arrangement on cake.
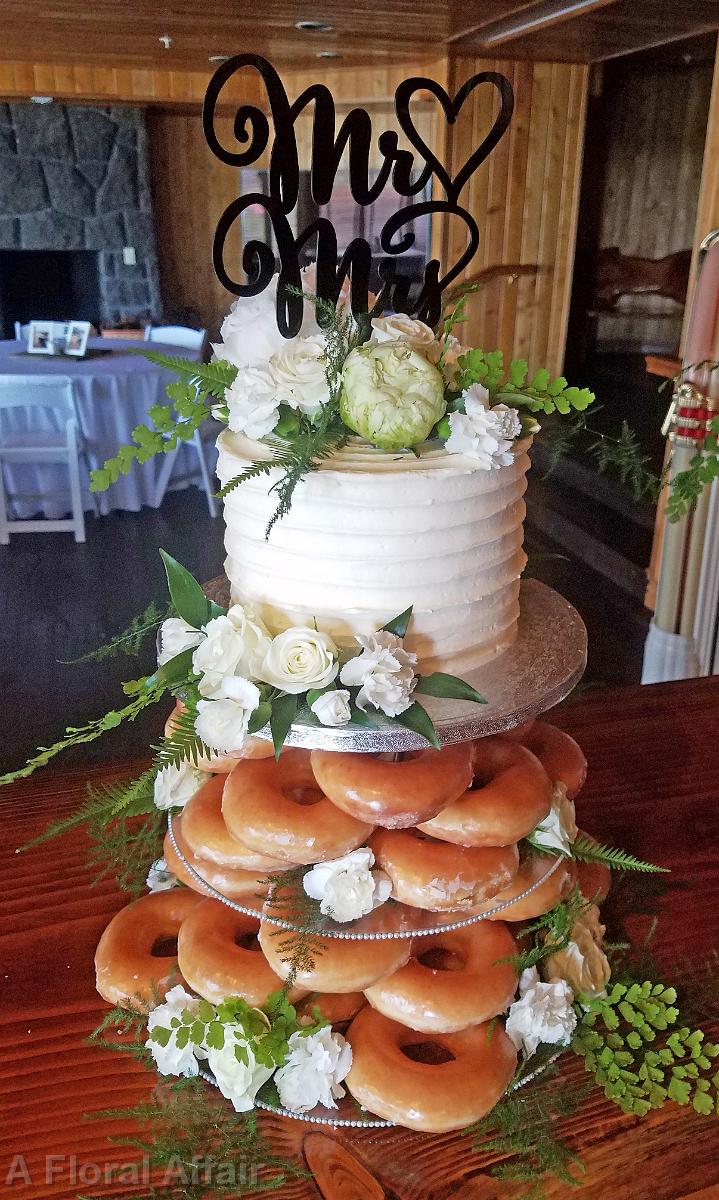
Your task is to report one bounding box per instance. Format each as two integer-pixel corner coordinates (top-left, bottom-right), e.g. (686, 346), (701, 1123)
(89, 272), (596, 534)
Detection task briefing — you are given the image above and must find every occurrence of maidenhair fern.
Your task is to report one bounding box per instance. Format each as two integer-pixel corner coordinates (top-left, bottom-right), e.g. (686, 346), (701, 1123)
(573, 981), (719, 1117)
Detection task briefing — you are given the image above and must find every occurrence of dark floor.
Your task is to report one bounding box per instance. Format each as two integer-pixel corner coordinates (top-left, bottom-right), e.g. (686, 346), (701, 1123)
(0, 483), (650, 775)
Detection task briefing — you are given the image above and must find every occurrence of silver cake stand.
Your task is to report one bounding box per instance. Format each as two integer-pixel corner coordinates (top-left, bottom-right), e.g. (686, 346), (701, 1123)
(248, 579), (587, 753)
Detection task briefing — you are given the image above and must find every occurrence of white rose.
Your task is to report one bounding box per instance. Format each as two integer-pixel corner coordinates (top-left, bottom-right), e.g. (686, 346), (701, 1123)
(270, 333), (330, 419)
(194, 676), (261, 753)
(303, 847), (392, 922)
(146, 856), (177, 892)
(210, 271), (320, 371)
(339, 630), (417, 717)
(445, 383), (522, 468)
(147, 985), (204, 1078)
(153, 760), (209, 811)
(370, 315), (439, 356)
(310, 689), (352, 727)
(257, 627), (339, 694)
(224, 365), (280, 440)
(192, 604), (271, 698)
(206, 1029), (274, 1112)
(505, 966), (577, 1058)
(530, 783), (578, 856)
(340, 340), (446, 450)
(157, 617), (203, 666)
(275, 1028), (352, 1112)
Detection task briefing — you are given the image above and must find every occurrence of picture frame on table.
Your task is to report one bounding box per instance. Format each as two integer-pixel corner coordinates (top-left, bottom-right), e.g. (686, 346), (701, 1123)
(27, 320), (55, 355)
(64, 321), (91, 358)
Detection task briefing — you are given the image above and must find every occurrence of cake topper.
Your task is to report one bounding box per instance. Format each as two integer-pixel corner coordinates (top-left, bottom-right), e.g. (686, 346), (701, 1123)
(202, 54), (514, 336)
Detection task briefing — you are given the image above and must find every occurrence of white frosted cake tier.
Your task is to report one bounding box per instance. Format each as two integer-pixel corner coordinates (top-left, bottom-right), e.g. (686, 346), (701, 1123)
(217, 432), (532, 674)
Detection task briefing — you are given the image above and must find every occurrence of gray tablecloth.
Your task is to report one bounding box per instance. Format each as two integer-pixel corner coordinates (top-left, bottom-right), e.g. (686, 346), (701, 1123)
(0, 337), (216, 517)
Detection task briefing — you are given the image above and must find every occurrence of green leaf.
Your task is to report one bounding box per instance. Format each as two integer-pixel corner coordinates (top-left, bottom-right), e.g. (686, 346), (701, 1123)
(270, 693), (298, 758)
(348, 702), (379, 727)
(153, 645), (197, 688)
(247, 701), (272, 735)
(159, 549), (210, 629)
(392, 701), (440, 749)
(414, 671), (486, 705)
(382, 606), (413, 637)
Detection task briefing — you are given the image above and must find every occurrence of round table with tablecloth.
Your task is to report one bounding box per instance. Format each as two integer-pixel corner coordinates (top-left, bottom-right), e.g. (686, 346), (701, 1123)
(0, 337), (216, 518)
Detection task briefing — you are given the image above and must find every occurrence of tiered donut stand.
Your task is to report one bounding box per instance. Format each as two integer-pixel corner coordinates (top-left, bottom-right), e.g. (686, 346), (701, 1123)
(160, 578), (588, 1128)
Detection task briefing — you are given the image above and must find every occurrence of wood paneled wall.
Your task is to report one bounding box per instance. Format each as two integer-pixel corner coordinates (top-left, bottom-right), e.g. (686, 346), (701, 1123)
(683, 44), (719, 350)
(0, 60), (261, 105)
(438, 55), (588, 375)
(146, 112), (242, 334)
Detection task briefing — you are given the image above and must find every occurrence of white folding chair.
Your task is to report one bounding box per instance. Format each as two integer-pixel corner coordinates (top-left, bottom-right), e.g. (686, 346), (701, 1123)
(152, 420), (219, 518)
(0, 375), (95, 543)
(14, 322), (31, 342)
(144, 325), (206, 352)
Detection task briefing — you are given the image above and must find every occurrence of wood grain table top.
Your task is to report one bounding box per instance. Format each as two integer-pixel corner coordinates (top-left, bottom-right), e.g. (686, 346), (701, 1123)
(2, 676), (719, 1200)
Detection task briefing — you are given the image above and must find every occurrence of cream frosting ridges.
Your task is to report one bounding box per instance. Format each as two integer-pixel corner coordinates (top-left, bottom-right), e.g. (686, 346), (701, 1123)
(217, 432), (531, 674)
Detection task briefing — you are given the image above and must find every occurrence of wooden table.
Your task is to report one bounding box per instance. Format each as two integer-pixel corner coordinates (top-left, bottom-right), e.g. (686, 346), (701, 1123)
(2, 677), (719, 1199)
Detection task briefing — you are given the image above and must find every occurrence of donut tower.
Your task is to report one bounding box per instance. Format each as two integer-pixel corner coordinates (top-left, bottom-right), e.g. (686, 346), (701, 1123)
(95, 603), (608, 1134)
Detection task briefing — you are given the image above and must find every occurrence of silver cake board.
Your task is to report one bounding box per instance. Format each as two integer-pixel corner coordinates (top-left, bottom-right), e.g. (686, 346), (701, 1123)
(248, 579), (587, 753)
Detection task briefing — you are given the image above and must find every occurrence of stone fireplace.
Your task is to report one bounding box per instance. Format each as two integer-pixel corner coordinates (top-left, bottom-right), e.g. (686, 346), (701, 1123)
(0, 102), (161, 337)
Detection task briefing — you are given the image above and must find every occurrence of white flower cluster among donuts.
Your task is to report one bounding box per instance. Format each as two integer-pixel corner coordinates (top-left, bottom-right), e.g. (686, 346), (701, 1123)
(146, 984), (352, 1115)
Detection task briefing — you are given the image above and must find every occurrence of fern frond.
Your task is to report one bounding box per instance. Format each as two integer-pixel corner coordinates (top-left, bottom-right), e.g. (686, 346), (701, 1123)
(59, 601), (171, 664)
(587, 420), (662, 503)
(138, 352), (236, 398)
(152, 699), (210, 770)
(572, 833), (668, 874)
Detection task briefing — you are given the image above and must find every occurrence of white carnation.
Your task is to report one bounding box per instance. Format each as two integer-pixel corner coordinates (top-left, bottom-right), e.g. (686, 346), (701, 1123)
(270, 333), (330, 419)
(210, 271), (319, 371)
(505, 967), (577, 1058)
(157, 617), (202, 666)
(153, 760), (209, 810)
(193, 604), (271, 698)
(369, 314), (439, 356)
(530, 783), (578, 856)
(275, 1028), (352, 1112)
(339, 630), (417, 717)
(146, 856), (177, 892)
(310, 689), (352, 726)
(257, 627), (338, 694)
(224, 365), (280, 440)
(206, 1029), (274, 1112)
(303, 847), (392, 922)
(147, 985), (204, 1078)
(445, 383), (522, 468)
(194, 676), (261, 753)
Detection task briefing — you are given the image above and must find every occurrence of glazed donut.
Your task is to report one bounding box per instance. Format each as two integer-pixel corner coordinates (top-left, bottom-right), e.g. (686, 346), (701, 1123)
(310, 743), (473, 828)
(163, 817), (276, 902)
(345, 1007), (517, 1132)
(95, 889), (203, 1007)
(364, 921), (518, 1033)
(258, 907), (412, 992)
(222, 750), (373, 865)
(177, 898), (304, 1005)
(520, 721), (587, 799)
(370, 827), (519, 911)
(418, 736), (552, 847)
(164, 702), (274, 773)
(478, 849), (577, 922)
(181, 774), (287, 871)
(296, 991), (366, 1027)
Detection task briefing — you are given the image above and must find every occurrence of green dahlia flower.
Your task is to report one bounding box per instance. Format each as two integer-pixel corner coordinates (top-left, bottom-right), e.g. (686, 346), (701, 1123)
(339, 340), (446, 450)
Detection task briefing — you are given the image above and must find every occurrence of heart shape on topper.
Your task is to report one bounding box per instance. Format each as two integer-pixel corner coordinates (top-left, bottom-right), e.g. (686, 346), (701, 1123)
(394, 72), (514, 205)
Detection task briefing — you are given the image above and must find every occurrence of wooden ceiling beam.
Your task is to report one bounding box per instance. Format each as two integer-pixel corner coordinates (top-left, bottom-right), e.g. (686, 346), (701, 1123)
(448, 0), (618, 47)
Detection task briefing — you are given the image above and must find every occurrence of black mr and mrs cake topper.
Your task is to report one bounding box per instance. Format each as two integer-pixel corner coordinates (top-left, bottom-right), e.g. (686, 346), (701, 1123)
(202, 54), (514, 336)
